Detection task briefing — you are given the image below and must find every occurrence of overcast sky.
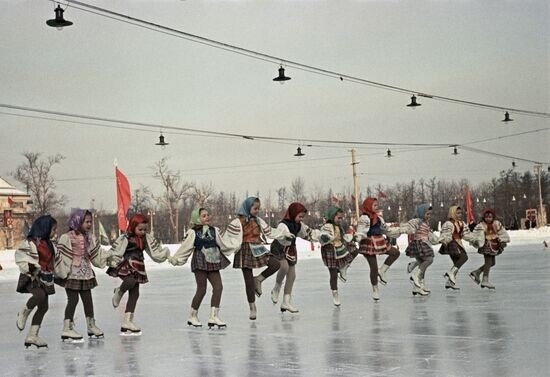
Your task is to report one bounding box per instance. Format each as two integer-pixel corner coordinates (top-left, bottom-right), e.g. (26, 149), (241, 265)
(1, 0), (549, 212)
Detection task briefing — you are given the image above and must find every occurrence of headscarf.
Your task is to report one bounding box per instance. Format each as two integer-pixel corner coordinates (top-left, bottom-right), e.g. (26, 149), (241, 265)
(68, 208), (92, 250)
(282, 202), (307, 236)
(325, 206), (345, 239)
(27, 215), (57, 255)
(362, 197), (379, 225)
(413, 203), (432, 221)
(447, 206), (461, 222)
(482, 208), (497, 235)
(237, 197), (260, 222)
(190, 208), (209, 235)
(127, 214), (148, 250)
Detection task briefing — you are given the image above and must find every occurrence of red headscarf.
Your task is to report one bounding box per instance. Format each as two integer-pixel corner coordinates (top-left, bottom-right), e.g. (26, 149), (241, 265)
(127, 214), (148, 250)
(482, 208), (497, 235)
(362, 197), (379, 225)
(283, 202), (307, 221)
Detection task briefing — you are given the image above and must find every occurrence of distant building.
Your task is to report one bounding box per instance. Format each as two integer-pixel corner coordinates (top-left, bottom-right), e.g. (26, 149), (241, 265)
(0, 177), (31, 249)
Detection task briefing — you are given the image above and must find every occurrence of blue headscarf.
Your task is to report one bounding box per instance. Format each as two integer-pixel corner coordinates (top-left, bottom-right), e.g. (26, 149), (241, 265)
(237, 197), (260, 222)
(413, 203), (432, 221)
(27, 215), (56, 241)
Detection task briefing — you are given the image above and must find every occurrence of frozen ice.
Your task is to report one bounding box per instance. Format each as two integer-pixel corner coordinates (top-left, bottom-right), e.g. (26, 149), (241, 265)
(0, 230), (549, 376)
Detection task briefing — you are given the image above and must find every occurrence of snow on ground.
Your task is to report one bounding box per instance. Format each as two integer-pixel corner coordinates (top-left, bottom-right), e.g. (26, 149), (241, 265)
(0, 229), (549, 376)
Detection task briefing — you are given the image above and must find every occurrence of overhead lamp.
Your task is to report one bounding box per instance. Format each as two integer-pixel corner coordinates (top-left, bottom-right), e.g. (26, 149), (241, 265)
(46, 5), (73, 30)
(273, 65), (291, 83)
(452, 147), (459, 156)
(440, 202), (444, 207)
(294, 147), (305, 157)
(502, 112), (513, 122)
(512, 195), (516, 202)
(483, 198), (486, 203)
(406, 95), (421, 108)
(523, 193), (527, 199)
(387, 206), (391, 211)
(386, 149), (392, 159)
(155, 132), (169, 148)
(512, 161), (516, 168)
(476, 198), (480, 203)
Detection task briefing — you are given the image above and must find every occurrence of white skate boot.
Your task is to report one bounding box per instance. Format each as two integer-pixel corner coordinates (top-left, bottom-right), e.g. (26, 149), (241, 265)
(121, 312), (142, 336)
(249, 302), (257, 320)
(24, 325), (48, 349)
(17, 306), (33, 331)
(280, 294), (299, 313)
(61, 319), (84, 343)
(112, 287), (123, 308)
(86, 317), (104, 339)
(254, 275), (265, 297)
(480, 276), (495, 289)
(378, 264), (390, 285)
(208, 307), (226, 329)
(187, 308), (202, 327)
(271, 282), (281, 304)
(407, 261), (418, 274)
(372, 285), (380, 301)
(338, 265), (349, 283)
(469, 269), (482, 285)
(412, 285), (429, 296)
(444, 266), (459, 285)
(332, 290), (341, 307)
(409, 269), (421, 288)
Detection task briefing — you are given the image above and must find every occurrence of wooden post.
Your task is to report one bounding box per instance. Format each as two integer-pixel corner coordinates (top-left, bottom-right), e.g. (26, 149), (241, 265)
(351, 149), (360, 224)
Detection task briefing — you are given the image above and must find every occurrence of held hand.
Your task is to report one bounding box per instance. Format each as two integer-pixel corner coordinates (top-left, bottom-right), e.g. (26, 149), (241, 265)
(319, 234), (331, 244)
(168, 256), (178, 266)
(343, 234), (354, 244)
(284, 233), (296, 240)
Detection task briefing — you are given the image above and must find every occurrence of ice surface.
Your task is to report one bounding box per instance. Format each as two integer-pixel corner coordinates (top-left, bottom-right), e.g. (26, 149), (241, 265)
(0, 231), (549, 376)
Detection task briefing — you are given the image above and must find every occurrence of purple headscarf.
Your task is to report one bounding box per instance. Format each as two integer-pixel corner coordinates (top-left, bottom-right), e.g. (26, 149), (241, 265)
(68, 208), (91, 249)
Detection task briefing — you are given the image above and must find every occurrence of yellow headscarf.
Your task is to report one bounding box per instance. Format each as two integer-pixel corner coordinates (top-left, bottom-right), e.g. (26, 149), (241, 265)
(447, 206), (461, 222)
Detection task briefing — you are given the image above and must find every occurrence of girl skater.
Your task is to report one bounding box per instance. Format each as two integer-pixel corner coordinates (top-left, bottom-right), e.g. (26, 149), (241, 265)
(169, 208), (237, 328)
(226, 197), (284, 320)
(318, 206), (357, 307)
(355, 198), (401, 301)
(55, 208), (112, 342)
(14, 215), (57, 348)
(469, 208), (510, 289)
(270, 202), (319, 313)
(439, 206), (475, 290)
(403, 204), (441, 296)
(107, 214), (170, 335)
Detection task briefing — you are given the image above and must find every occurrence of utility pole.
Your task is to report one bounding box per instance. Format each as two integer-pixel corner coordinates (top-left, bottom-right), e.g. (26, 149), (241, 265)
(350, 149), (360, 224)
(534, 164), (546, 227)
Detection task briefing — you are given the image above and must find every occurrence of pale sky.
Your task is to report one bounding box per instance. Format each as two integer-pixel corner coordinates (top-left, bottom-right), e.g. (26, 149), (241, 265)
(1, 0), (549, 211)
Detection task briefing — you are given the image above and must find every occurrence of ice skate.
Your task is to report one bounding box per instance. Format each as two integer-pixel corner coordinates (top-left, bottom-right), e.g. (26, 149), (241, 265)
(444, 266), (459, 285)
(24, 325), (48, 349)
(409, 269), (421, 288)
(187, 308), (202, 327)
(378, 264), (390, 285)
(249, 302), (257, 320)
(271, 282), (281, 304)
(372, 285), (380, 301)
(469, 269), (482, 285)
(445, 278), (460, 290)
(412, 285), (429, 296)
(121, 312), (142, 336)
(407, 261), (418, 274)
(16, 306), (33, 331)
(61, 319), (84, 343)
(480, 276), (495, 290)
(280, 294), (299, 313)
(112, 287), (123, 308)
(338, 265), (349, 283)
(86, 317), (104, 339)
(332, 290), (341, 307)
(419, 278), (430, 293)
(208, 307), (226, 329)
(254, 275), (264, 297)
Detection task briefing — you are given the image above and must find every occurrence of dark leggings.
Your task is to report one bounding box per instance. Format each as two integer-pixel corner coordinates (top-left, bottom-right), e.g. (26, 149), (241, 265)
(482, 255), (496, 278)
(450, 252), (469, 269)
(64, 289), (94, 320)
(364, 247), (400, 285)
(329, 268), (339, 290)
(191, 270), (223, 309)
(119, 277), (140, 313)
(26, 287), (49, 326)
(241, 257), (280, 303)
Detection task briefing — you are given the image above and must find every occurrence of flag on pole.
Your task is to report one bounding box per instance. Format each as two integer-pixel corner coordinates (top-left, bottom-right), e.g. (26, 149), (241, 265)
(97, 220), (110, 245)
(464, 187), (475, 224)
(7, 196), (14, 206)
(116, 167), (131, 232)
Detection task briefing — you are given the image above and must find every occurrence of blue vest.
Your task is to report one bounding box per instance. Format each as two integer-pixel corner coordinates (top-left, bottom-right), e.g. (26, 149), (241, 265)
(193, 228), (217, 250)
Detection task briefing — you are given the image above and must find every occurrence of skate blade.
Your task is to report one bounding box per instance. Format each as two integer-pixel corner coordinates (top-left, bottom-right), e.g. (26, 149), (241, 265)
(61, 337), (85, 344)
(280, 308), (299, 314)
(88, 334), (105, 339)
(187, 322), (202, 328)
(120, 331), (141, 336)
(24, 343), (48, 349)
(207, 324), (227, 329)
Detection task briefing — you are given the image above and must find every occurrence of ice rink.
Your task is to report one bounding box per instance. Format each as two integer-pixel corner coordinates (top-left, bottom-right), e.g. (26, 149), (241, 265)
(1, 235), (549, 376)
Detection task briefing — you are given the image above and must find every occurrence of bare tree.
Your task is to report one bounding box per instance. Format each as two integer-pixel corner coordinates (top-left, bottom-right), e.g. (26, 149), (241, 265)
(192, 183), (215, 207)
(129, 184), (153, 216)
(289, 177), (307, 204)
(12, 152), (67, 216)
(152, 158), (193, 242)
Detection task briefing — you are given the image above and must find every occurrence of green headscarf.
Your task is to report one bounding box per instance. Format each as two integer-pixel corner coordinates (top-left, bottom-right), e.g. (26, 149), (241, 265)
(190, 208), (209, 234)
(325, 206), (342, 223)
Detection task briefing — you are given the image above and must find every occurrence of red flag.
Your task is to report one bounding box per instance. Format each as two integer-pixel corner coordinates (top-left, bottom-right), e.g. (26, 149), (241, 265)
(7, 196), (14, 206)
(464, 187), (475, 224)
(378, 190), (387, 198)
(116, 167), (131, 232)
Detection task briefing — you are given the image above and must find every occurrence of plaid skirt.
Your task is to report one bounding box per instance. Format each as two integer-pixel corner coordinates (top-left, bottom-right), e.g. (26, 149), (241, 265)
(405, 240), (434, 258)
(63, 278), (98, 291)
(191, 249), (231, 272)
(233, 243), (271, 269)
(270, 241), (297, 266)
(16, 273), (55, 296)
(320, 244), (357, 269)
(107, 257), (149, 284)
(478, 240), (504, 256)
(438, 240), (465, 257)
(358, 235), (392, 256)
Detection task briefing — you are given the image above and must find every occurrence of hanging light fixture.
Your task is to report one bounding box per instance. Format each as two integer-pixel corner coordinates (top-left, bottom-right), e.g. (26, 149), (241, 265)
(155, 132), (169, 148)
(294, 147), (305, 157)
(512, 161), (516, 168)
(406, 95), (421, 108)
(273, 65), (291, 83)
(523, 193), (527, 199)
(46, 5), (73, 30)
(452, 146), (459, 155)
(387, 205), (391, 211)
(440, 202), (444, 207)
(386, 149), (392, 159)
(502, 112), (513, 122)
(512, 195), (516, 202)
